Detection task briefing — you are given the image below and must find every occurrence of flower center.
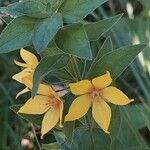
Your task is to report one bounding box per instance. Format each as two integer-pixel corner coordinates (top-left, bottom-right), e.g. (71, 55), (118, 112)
(45, 95), (60, 109)
(89, 88), (104, 103)
(89, 88), (101, 98)
(91, 90), (99, 98)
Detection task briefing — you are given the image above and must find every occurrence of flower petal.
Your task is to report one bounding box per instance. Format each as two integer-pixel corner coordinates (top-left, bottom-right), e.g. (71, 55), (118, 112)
(14, 60), (28, 68)
(101, 86), (134, 105)
(69, 80), (93, 95)
(41, 108), (60, 139)
(92, 71), (112, 89)
(12, 68), (33, 83)
(92, 97), (111, 133)
(59, 102), (64, 128)
(18, 95), (50, 114)
(20, 48), (39, 69)
(22, 76), (56, 96)
(65, 94), (91, 121)
(16, 87), (29, 99)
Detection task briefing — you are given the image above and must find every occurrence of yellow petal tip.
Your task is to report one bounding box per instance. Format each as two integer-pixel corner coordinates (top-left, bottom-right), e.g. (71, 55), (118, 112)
(106, 70), (110, 74)
(15, 95), (19, 99)
(59, 124), (63, 128)
(130, 99), (134, 103)
(104, 130), (110, 134)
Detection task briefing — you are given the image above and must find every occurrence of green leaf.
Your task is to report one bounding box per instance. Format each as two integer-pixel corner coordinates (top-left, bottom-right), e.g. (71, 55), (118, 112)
(118, 110), (147, 148)
(0, 0), (48, 18)
(136, 103), (150, 130)
(42, 46), (63, 57)
(55, 24), (92, 60)
(110, 138), (125, 150)
(32, 54), (69, 97)
(33, 13), (63, 53)
(54, 131), (66, 144)
(127, 147), (150, 150)
(0, 16), (38, 54)
(0, 102), (8, 150)
(49, 0), (64, 12)
(85, 14), (123, 41)
(89, 37), (113, 73)
(96, 37), (113, 58)
(109, 105), (121, 140)
(59, 0), (107, 23)
(10, 105), (42, 126)
(0, 16), (12, 24)
(87, 44), (146, 79)
(63, 94), (75, 116)
(42, 143), (61, 150)
(77, 128), (111, 150)
(54, 131), (72, 149)
(0, 0), (63, 19)
(63, 122), (75, 144)
(126, 104), (147, 129)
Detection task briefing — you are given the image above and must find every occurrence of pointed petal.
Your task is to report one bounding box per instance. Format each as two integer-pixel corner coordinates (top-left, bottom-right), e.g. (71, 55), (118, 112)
(92, 98), (111, 133)
(12, 68), (33, 83)
(69, 80), (93, 95)
(92, 71), (112, 89)
(16, 87), (29, 99)
(22, 76), (56, 96)
(18, 95), (50, 114)
(65, 94), (91, 121)
(59, 102), (64, 128)
(20, 48), (39, 69)
(101, 86), (134, 105)
(41, 108), (60, 138)
(14, 60), (28, 68)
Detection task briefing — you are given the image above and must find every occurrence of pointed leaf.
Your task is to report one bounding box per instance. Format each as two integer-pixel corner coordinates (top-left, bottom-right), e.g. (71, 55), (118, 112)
(10, 105), (43, 126)
(89, 37), (113, 73)
(0, 16), (38, 53)
(33, 13), (63, 53)
(118, 110), (147, 148)
(109, 105), (121, 140)
(87, 44), (146, 79)
(42, 46), (63, 57)
(110, 138), (125, 150)
(0, 0), (64, 19)
(127, 147), (150, 150)
(63, 122), (75, 144)
(77, 128), (111, 150)
(96, 37), (113, 58)
(32, 54), (69, 97)
(59, 0), (107, 23)
(0, 16), (12, 24)
(126, 104), (147, 129)
(55, 24), (92, 60)
(85, 14), (123, 41)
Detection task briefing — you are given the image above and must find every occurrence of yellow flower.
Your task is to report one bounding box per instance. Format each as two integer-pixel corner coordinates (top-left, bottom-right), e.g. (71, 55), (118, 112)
(65, 71), (134, 133)
(12, 48), (39, 98)
(12, 48), (39, 83)
(18, 77), (64, 139)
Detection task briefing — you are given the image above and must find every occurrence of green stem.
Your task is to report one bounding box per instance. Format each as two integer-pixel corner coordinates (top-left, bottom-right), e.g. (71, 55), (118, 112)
(31, 123), (41, 150)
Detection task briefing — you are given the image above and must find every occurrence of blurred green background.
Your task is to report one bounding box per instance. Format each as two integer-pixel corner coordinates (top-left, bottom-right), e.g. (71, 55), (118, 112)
(0, 0), (150, 149)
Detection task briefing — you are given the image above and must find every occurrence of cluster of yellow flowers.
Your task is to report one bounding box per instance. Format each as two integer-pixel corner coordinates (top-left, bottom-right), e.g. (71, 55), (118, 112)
(13, 48), (134, 139)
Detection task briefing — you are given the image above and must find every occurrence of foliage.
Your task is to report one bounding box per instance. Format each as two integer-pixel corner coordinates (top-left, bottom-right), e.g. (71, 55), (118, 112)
(0, 0), (150, 150)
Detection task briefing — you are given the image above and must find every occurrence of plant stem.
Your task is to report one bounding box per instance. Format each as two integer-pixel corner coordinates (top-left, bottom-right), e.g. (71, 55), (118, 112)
(30, 123), (41, 150)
